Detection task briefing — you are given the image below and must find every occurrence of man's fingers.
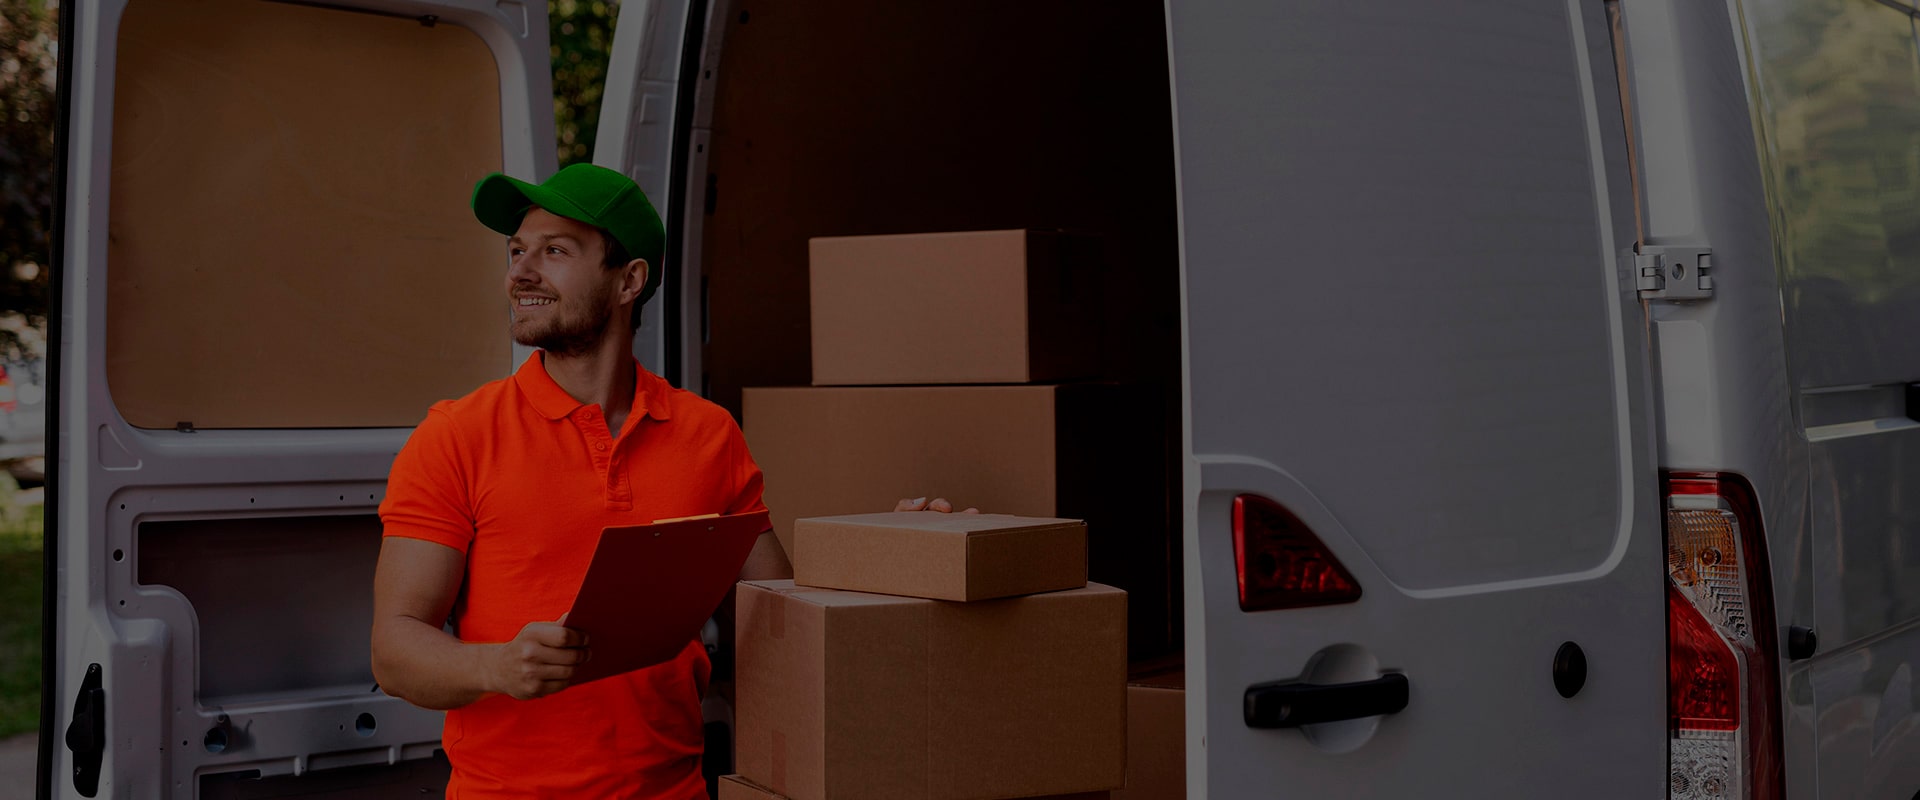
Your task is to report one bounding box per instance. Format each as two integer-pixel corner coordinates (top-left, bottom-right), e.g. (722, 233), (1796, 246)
(527, 622), (589, 649)
(895, 497), (980, 514)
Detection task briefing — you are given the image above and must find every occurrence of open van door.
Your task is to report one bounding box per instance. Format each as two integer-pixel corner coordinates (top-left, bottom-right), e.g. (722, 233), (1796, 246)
(593, 0), (718, 387)
(47, 1), (554, 796)
(1173, 1), (1667, 796)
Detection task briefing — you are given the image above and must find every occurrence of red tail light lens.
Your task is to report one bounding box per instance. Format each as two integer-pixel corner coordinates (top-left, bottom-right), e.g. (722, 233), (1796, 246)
(1668, 584), (1740, 731)
(1664, 473), (1782, 800)
(1232, 494), (1361, 611)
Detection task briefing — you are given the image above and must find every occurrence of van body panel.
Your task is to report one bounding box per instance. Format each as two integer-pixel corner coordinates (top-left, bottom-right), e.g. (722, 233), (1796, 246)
(1622, 0), (1823, 791)
(1171, 0), (1665, 794)
(1709, 0), (1920, 794)
(49, 1), (555, 795)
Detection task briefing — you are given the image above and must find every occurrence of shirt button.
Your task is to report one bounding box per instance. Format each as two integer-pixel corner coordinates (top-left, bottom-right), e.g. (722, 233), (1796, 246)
(595, 442), (607, 452)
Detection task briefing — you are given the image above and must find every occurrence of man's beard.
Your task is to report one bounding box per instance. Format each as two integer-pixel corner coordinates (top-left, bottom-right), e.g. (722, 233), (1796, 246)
(512, 287), (615, 358)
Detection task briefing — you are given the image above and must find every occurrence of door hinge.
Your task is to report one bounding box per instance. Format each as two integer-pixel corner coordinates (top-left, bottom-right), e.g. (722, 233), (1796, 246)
(1635, 245), (1713, 300)
(64, 663), (105, 797)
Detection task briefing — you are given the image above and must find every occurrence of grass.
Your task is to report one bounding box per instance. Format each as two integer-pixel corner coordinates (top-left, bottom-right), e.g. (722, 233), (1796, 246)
(0, 502), (44, 739)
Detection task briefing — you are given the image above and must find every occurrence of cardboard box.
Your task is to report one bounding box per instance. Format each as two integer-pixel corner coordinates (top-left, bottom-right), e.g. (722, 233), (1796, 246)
(1114, 671), (1186, 800)
(735, 580), (1127, 800)
(744, 383), (1175, 657)
(808, 229), (1099, 386)
(793, 512), (1087, 601)
(719, 775), (1111, 800)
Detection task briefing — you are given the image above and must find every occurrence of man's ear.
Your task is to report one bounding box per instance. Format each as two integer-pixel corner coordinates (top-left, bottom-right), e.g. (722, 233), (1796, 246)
(620, 258), (649, 304)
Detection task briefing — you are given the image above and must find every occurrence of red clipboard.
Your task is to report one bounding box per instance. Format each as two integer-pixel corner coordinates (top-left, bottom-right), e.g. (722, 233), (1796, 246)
(563, 510), (770, 685)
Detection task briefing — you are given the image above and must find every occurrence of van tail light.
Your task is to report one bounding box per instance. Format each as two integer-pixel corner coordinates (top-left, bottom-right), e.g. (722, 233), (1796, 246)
(1232, 494), (1361, 611)
(1665, 473), (1783, 800)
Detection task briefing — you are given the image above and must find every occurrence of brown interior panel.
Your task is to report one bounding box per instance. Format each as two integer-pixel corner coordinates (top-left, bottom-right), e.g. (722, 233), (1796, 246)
(108, 0), (510, 429)
(702, 0), (1180, 414)
(139, 515), (382, 700)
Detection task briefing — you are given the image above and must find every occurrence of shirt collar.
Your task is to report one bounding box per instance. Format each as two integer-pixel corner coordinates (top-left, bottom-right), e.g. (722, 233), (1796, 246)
(513, 353), (674, 423)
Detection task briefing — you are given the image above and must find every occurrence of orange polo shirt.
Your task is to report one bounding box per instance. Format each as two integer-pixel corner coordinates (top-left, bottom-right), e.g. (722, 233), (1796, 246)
(380, 354), (766, 800)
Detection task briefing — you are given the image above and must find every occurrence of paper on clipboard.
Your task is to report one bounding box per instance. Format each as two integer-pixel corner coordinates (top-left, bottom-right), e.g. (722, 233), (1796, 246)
(563, 510), (771, 686)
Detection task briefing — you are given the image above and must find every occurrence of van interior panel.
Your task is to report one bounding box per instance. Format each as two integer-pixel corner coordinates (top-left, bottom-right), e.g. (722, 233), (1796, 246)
(106, 0), (510, 429)
(699, 0), (1180, 414)
(138, 514), (382, 701)
(198, 755), (451, 800)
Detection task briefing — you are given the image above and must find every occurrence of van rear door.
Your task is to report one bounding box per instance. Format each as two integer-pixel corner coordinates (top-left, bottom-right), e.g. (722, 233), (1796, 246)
(1172, 1), (1666, 795)
(48, 1), (554, 796)
(592, 0), (714, 385)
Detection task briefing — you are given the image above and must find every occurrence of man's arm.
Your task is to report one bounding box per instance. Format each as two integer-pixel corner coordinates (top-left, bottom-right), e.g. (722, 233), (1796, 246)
(371, 537), (588, 710)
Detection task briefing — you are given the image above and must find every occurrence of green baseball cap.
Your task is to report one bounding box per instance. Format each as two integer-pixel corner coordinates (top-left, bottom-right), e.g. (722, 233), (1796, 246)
(471, 163), (666, 306)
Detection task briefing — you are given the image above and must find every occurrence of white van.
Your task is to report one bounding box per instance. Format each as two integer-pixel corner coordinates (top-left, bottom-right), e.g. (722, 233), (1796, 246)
(39, 0), (1920, 797)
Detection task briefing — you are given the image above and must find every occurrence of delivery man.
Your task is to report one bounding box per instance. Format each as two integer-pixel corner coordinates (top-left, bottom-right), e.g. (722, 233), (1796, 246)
(370, 163), (966, 798)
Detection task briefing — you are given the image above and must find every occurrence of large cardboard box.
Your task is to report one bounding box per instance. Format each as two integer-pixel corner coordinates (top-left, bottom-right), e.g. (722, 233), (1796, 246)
(1114, 671), (1186, 800)
(735, 580), (1127, 800)
(808, 229), (1099, 386)
(744, 383), (1175, 657)
(793, 512), (1087, 601)
(719, 775), (1111, 800)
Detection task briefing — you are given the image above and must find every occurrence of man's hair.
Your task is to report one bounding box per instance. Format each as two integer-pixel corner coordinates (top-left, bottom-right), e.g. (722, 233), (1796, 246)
(599, 229), (645, 332)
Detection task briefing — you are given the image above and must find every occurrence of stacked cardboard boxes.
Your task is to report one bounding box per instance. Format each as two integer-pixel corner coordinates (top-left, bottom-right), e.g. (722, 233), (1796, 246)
(729, 512), (1127, 800)
(744, 229), (1175, 659)
(1114, 668), (1186, 800)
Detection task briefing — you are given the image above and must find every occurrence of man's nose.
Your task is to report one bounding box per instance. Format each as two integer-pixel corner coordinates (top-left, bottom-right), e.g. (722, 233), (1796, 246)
(507, 253), (541, 283)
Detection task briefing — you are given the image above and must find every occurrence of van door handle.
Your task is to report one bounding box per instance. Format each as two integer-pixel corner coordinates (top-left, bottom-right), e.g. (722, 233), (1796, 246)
(1244, 673), (1409, 728)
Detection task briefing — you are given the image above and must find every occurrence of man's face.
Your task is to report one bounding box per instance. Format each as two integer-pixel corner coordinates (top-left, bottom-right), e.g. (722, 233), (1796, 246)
(506, 208), (623, 357)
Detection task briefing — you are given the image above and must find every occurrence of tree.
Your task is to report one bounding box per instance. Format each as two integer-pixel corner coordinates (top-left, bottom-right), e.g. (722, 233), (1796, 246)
(551, 0), (621, 168)
(0, 0), (54, 363)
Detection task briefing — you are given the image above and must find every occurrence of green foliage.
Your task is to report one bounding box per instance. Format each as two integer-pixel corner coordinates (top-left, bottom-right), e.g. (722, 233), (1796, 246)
(0, 502), (42, 738)
(1747, 0), (1920, 303)
(0, 0), (55, 361)
(551, 0), (621, 168)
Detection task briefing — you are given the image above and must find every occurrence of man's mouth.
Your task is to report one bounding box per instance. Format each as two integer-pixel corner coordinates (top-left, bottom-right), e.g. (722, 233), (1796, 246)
(517, 297), (556, 307)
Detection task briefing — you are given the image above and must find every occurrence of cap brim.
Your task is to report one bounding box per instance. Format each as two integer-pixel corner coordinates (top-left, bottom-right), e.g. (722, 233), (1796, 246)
(471, 173), (598, 238)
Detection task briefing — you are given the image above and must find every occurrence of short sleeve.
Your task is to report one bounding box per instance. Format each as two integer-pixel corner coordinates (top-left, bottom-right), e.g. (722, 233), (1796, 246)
(723, 418), (768, 517)
(379, 406), (478, 553)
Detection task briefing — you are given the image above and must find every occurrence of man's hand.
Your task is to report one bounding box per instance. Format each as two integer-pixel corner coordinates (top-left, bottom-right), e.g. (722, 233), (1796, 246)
(894, 497), (981, 514)
(486, 620), (590, 701)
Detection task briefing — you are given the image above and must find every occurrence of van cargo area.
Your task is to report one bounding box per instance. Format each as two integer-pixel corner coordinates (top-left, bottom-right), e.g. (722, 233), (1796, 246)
(54, 0), (1184, 797)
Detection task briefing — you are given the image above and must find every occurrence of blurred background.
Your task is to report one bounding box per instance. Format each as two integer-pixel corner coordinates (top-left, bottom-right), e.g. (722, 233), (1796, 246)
(0, 0), (621, 776)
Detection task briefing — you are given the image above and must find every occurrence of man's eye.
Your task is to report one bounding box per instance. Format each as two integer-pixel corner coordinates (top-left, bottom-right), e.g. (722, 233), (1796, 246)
(509, 248), (525, 257)
(547, 246), (565, 255)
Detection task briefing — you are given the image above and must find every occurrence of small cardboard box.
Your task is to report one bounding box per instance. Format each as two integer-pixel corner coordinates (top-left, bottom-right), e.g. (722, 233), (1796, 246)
(735, 580), (1127, 800)
(1114, 670), (1186, 800)
(808, 229), (1099, 386)
(793, 512), (1087, 601)
(744, 383), (1174, 657)
(719, 775), (1111, 800)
